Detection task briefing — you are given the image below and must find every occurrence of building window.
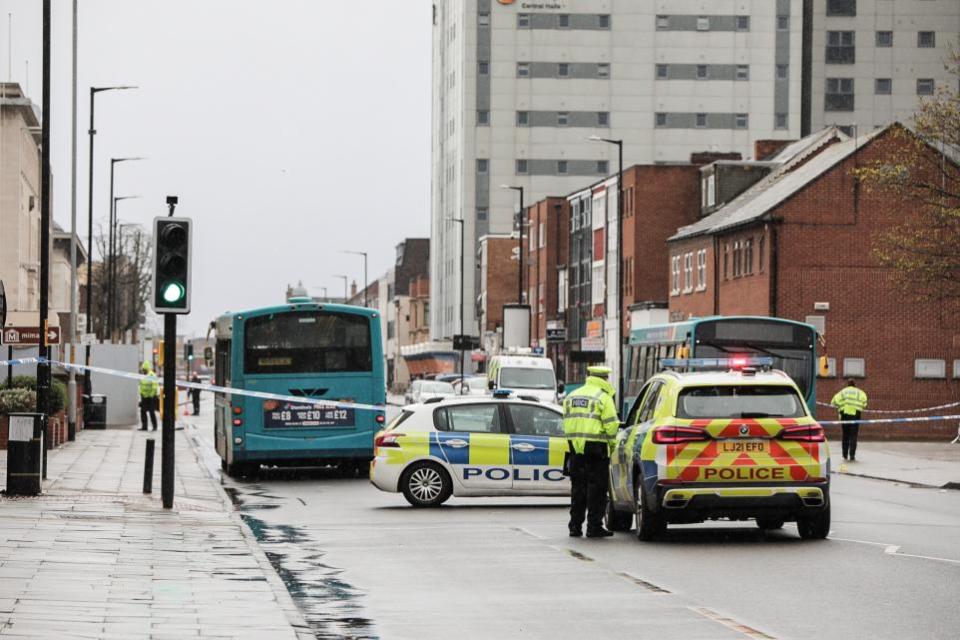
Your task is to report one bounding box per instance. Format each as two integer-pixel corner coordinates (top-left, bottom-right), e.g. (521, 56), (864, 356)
(696, 249), (707, 290)
(843, 358), (866, 378)
(826, 31), (855, 64)
(776, 64), (788, 80)
(655, 112), (667, 127)
(917, 78), (935, 95)
(656, 15), (669, 30)
(744, 238), (754, 274)
(695, 113), (707, 128)
(557, 160), (568, 174)
(953, 360), (960, 379)
(777, 15), (789, 31)
(876, 31), (893, 47)
(477, 207), (488, 221)
(683, 253), (694, 292)
(476, 158), (488, 174)
(758, 235), (765, 272)
(558, 63), (569, 77)
(735, 113), (748, 129)
(826, 0), (856, 17)
(656, 64), (668, 79)
(478, 12), (490, 27)
(516, 159), (528, 175)
(596, 160), (609, 173)
(670, 256), (681, 295)
(557, 111), (569, 126)
(539, 222), (545, 248)
(558, 14), (570, 28)
(598, 14), (610, 29)
(598, 111), (609, 126)
(775, 113), (788, 129)
(736, 65), (749, 80)
(696, 64), (708, 79)
(914, 359), (946, 378)
(732, 241), (742, 277)
(918, 31), (935, 48)
(723, 243), (730, 279)
(517, 111), (529, 126)
(825, 78), (855, 111)
(875, 78), (892, 95)
(517, 13), (530, 28)
(597, 63), (610, 78)
(477, 110), (489, 125)
(736, 16), (750, 31)
(517, 62), (530, 77)
(696, 16), (710, 31)
(478, 61), (489, 75)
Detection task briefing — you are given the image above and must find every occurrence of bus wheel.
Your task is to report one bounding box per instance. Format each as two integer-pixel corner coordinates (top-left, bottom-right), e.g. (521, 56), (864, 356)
(401, 462), (452, 508)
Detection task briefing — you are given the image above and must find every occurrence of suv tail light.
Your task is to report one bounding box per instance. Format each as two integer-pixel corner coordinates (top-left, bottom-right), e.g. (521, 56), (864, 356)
(374, 432), (405, 448)
(780, 424), (825, 443)
(652, 425), (709, 444)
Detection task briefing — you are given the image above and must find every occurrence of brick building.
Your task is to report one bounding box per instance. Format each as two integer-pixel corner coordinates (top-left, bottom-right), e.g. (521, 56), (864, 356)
(478, 234), (521, 355)
(525, 197), (569, 354)
(668, 124), (960, 438)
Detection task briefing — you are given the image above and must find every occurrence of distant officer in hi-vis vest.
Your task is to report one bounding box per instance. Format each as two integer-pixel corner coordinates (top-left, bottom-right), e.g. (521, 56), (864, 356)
(831, 379), (868, 461)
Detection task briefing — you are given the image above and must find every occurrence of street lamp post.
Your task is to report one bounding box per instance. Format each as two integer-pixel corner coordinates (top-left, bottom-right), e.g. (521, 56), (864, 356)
(333, 275), (349, 302)
(84, 85), (136, 395)
(446, 217), (465, 384)
(107, 157), (144, 340)
(501, 185), (525, 304)
(110, 198), (140, 341)
(342, 251), (369, 307)
(588, 135), (624, 405)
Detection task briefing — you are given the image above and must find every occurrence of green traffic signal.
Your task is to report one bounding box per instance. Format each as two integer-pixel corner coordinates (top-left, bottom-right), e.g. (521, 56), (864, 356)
(162, 282), (185, 304)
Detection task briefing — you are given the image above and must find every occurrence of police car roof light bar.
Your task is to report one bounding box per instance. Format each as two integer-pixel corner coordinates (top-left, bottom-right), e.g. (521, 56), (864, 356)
(492, 389), (514, 399)
(660, 357), (775, 370)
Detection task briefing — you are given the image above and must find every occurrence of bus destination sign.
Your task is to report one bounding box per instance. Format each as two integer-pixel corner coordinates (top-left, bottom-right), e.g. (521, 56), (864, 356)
(263, 401), (355, 429)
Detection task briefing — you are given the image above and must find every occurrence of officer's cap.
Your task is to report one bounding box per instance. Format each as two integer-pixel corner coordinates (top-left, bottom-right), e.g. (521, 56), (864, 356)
(587, 365), (612, 378)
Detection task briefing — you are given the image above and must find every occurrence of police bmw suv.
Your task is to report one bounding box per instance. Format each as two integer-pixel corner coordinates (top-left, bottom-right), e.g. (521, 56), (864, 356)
(606, 364), (831, 540)
(370, 394), (569, 507)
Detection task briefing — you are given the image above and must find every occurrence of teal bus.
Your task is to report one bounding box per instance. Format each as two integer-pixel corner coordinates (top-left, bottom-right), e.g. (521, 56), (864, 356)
(213, 300), (385, 477)
(622, 316), (819, 416)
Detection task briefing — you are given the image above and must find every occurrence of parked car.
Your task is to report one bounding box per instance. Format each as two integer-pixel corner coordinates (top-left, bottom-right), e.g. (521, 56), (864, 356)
(453, 376), (489, 396)
(404, 379), (423, 405)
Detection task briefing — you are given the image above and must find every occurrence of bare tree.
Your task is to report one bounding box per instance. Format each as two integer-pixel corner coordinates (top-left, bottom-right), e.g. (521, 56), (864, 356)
(90, 226), (152, 342)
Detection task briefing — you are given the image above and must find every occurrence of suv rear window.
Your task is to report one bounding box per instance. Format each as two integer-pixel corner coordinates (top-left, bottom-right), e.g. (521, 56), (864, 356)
(676, 385), (806, 419)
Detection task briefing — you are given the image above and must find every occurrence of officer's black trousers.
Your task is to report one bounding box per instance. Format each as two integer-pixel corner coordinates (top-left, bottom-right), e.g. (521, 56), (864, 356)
(569, 442), (609, 533)
(140, 397), (158, 431)
(840, 413), (860, 459)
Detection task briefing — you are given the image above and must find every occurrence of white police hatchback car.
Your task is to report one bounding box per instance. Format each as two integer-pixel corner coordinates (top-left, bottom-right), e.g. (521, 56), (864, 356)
(370, 393), (569, 507)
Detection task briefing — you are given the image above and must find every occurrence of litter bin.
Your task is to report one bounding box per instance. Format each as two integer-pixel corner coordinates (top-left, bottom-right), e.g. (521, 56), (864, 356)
(83, 394), (107, 429)
(5, 412), (42, 495)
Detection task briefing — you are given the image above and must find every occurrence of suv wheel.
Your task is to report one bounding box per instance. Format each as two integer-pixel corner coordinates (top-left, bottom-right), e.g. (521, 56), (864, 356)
(401, 462), (452, 507)
(634, 474), (666, 541)
(797, 504), (830, 540)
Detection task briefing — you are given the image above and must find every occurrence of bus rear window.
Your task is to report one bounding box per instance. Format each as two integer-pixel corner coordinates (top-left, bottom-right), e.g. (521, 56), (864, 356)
(676, 385), (806, 419)
(244, 311), (372, 374)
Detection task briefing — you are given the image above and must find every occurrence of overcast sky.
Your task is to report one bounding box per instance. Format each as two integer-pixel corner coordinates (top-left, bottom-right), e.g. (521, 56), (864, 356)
(1, 0), (432, 335)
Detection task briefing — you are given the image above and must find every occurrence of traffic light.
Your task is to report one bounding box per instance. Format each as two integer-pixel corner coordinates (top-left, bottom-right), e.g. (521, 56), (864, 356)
(186, 343), (194, 362)
(152, 216), (192, 313)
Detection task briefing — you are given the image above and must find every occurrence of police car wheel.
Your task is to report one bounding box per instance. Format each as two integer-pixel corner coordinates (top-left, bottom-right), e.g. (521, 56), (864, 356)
(634, 476), (666, 541)
(401, 462), (452, 508)
(797, 504), (830, 540)
(605, 495), (633, 532)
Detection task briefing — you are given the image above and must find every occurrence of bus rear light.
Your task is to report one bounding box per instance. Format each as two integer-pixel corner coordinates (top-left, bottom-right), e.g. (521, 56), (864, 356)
(232, 418), (243, 427)
(652, 425), (709, 444)
(374, 432), (405, 448)
(780, 424), (825, 443)
(375, 413), (386, 425)
(232, 405), (242, 415)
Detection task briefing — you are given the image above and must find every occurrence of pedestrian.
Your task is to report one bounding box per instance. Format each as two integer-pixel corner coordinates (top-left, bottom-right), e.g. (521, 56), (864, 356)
(562, 365), (620, 538)
(190, 374), (201, 416)
(831, 378), (868, 461)
(139, 361), (160, 431)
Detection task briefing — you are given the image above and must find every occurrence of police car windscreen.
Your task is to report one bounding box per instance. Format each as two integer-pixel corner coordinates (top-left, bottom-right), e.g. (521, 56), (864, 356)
(677, 386), (806, 419)
(244, 311), (372, 374)
(499, 367), (555, 389)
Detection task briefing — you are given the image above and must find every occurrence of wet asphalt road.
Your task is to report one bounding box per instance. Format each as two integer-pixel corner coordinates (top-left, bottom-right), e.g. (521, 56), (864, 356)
(190, 407), (960, 640)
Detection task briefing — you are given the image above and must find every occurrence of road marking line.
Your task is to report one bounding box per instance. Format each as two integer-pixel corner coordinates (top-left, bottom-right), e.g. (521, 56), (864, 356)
(885, 549), (960, 565)
(690, 607), (777, 639)
(617, 572), (671, 593)
(512, 526), (546, 540)
(884, 545), (901, 554)
(830, 536), (894, 547)
(834, 537), (960, 565)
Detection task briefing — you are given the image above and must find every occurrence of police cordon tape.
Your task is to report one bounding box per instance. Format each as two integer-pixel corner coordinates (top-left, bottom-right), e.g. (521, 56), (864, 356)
(817, 414), (960, 426)
(816, 399), (960, 414)
(0, 357), (385, 413)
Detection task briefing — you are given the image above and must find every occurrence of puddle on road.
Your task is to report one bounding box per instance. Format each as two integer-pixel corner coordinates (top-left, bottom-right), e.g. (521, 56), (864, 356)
(227, 484), (377, 640)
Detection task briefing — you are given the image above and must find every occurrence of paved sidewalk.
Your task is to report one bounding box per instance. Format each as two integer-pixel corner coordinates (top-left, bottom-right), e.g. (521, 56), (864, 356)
(831, 441), (960, 488)
(0, 425), (311, 639)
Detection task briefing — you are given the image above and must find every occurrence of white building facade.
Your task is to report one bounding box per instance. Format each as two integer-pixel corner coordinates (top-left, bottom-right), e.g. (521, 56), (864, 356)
(431, 0), (804, 341)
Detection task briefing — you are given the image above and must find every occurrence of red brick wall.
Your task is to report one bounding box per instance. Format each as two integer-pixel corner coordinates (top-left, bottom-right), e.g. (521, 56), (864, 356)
(483, 237), (520, 333)
(755, 139), (795, 160)
(668, 236), (715, 320)
(526, 197), (569, 345)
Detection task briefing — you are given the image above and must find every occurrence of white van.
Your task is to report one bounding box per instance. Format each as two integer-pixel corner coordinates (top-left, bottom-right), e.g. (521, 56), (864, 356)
(487, 354), (562, 404)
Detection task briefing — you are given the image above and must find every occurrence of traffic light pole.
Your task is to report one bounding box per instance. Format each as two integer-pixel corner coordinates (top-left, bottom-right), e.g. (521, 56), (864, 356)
(161, 312), (176, 509)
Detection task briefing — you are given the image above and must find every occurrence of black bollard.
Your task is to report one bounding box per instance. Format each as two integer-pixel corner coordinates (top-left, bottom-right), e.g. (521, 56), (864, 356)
(143, 438), (155, 494)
